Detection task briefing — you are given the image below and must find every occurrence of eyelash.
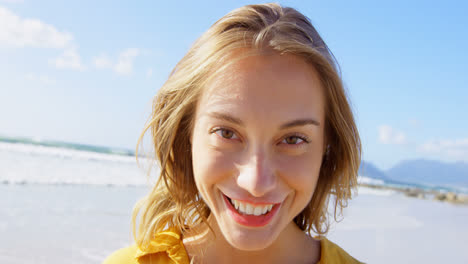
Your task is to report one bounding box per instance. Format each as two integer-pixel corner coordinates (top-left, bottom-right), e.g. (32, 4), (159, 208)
(281, 133), (310, 145)
(210, 127), (310, 146)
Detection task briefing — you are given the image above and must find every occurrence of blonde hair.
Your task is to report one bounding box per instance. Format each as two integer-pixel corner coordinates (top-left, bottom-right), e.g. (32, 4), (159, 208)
(133, 3), (361, 249)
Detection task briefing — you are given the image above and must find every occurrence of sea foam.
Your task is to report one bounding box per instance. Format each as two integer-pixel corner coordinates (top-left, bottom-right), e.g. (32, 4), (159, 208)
(0, 142), (157, 186)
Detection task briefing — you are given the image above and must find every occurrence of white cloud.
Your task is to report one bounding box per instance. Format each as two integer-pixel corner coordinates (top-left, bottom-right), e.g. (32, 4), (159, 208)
(378, 125), (407, 145)
(92, 48), (140, 76)
(1, 6), (143, 74)
(146, 68), (153, 78)
(25, 73), (56, 85)
(420, 138), (468, 161)
(93, 54), (112, 69)
(49, 48), (85, 70)
(0, 6), (88, 71)
(0, 6), (73, 49)
(114, 48), (140, 75)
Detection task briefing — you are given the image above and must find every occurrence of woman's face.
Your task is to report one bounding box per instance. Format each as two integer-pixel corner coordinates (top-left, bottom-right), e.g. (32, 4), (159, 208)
(191, 53), (326, 250)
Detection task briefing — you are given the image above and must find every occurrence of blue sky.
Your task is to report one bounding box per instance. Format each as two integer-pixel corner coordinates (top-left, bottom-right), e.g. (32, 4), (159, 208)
(1, 0), (467, 169)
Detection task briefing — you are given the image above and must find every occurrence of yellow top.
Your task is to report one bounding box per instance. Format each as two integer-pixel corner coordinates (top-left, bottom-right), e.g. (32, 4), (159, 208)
(103, 229), (362, 264)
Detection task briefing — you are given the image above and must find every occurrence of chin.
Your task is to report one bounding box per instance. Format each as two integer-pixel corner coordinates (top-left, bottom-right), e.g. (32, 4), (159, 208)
(213, 209), (283, 251)
(222, 226), (279, 251)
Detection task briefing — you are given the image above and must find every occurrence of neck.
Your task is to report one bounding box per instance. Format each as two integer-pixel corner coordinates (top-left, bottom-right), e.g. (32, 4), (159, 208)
(183, 215), (320, 264)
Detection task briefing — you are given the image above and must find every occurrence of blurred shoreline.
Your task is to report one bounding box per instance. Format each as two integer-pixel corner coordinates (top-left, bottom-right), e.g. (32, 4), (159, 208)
(359, 182), (468, 205)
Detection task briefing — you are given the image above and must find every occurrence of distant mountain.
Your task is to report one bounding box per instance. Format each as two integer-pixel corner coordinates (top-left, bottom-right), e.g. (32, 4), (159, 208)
(359, 161), (391, 181)
(358, 159), (468, 191)
(387, 159), (468, 188)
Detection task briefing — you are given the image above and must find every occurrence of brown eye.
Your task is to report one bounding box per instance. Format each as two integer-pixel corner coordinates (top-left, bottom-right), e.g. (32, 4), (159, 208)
(221, 129), (234, 139)
(214, 128), (239, 140)
(285, 136), (298, 144)
(282, 136), (305, 145)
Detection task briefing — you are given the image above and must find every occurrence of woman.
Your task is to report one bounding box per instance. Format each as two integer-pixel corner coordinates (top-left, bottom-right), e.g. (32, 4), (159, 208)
(105, 3), (362, 264)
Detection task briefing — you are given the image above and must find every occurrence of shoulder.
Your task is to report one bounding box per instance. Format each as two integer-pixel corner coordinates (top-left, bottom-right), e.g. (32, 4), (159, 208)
(319, 238), (363, 264)
(103, 245), (138, 264)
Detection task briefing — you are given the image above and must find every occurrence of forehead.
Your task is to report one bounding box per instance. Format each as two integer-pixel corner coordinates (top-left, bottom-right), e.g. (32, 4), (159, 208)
(197, 53), (325, 123)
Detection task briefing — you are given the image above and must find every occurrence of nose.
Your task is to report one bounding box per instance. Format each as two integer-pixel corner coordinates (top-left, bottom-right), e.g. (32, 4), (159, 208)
(236, 150), (277, 197)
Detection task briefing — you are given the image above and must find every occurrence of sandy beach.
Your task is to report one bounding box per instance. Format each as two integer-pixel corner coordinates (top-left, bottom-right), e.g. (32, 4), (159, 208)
(328, 186), (468, 263)
(1, 184), (467, 263)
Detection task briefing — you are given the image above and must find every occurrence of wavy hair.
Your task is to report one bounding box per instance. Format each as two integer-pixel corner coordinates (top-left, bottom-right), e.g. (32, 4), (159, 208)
(133, 3), (361, 250)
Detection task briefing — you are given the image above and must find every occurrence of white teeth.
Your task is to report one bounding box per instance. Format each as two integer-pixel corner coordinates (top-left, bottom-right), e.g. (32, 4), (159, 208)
(246, 204), (254, 214)
(229, 197), (274, 216)
(261, 205), (268, 215)
(239, 202), (245, 213)
(253, 206), (262, 216)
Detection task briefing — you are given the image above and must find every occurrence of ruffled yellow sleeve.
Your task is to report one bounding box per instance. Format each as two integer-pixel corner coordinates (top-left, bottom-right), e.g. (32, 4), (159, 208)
(103, 229), (190, 264)
(318, 238), (363, 264)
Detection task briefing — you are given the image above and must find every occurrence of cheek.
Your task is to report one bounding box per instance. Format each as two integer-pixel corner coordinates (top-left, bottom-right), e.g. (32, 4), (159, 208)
(191, 136), (237, 193)
(275, 149), (323, 195)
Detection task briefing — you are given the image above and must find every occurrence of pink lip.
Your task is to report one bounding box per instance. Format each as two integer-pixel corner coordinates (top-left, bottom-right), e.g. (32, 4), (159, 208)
(222, 193), (280, 227)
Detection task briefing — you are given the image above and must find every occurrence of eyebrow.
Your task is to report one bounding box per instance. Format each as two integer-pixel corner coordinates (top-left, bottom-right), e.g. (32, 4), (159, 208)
(279, 118), (321, 129)
(207, 112), (320, 128)
(208, 112), (244, 126)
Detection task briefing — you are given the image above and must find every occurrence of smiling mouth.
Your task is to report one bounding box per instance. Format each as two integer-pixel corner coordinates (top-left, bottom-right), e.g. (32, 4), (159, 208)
(226, 196), (274, 216)
(222, 193), (280, 227)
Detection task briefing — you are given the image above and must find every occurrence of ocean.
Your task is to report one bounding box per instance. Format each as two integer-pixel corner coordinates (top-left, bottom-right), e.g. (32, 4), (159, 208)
(0, 137), (151, 186)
